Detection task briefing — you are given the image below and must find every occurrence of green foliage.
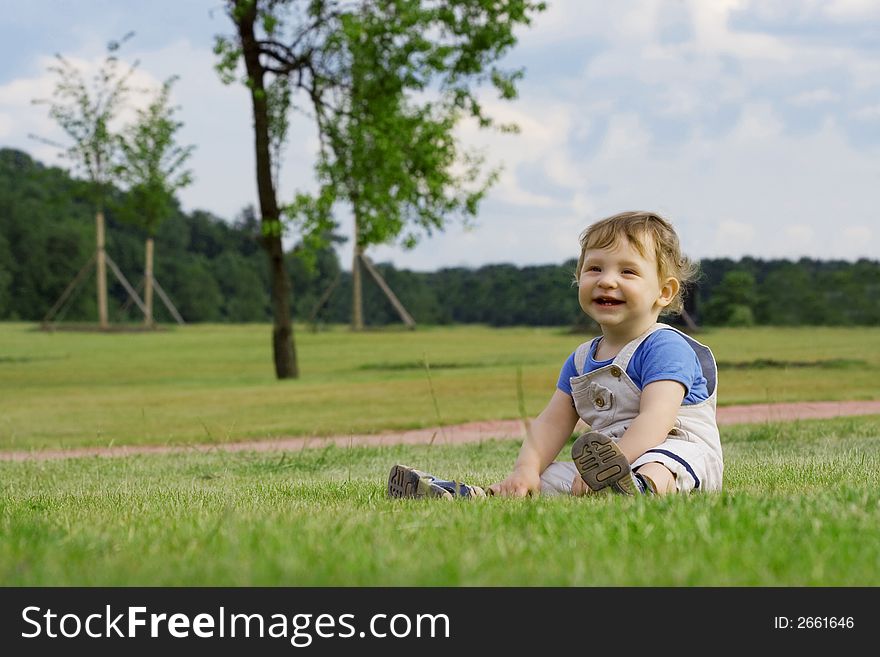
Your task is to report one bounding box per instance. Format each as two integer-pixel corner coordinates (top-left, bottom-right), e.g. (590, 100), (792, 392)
(0, 233), (13, 317)
(216, 0), (544, 253)
(30, 33), (138, 208)
(701, 269), (756, 326)
(114, 76), (194, 236)
(726, 304), (755, 327)
(3, 148), (879, 327)
(695, 258), (880, 327)
(0, 150), (96, 320)
(212, 251), (269, 320)
(755, 263), (818, 325)
(0, 150), (265, 323)
(169, 256), (225, 322)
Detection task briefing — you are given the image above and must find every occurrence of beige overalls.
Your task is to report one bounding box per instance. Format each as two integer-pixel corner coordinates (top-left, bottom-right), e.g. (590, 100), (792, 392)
(540, 323), (724, 494)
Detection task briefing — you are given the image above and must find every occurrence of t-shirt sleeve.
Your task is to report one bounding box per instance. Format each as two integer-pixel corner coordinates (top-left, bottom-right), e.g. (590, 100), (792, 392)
(556, 352), (578, 396)
(637, 330), (702, 396)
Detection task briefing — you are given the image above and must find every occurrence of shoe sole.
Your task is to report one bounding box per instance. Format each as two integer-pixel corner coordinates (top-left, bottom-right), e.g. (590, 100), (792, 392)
(570, 431), (634, 493)
(387, 464), (452, 499)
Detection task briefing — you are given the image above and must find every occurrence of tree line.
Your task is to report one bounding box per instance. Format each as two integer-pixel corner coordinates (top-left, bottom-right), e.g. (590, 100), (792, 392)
(1, 148), (878, 328)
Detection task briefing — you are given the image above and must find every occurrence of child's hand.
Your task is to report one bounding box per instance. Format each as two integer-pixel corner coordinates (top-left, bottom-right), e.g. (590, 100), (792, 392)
(487, 469), (541, 497)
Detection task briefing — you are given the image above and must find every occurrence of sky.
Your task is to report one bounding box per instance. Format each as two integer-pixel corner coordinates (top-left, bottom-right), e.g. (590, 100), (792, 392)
(1, 0), (879, 271)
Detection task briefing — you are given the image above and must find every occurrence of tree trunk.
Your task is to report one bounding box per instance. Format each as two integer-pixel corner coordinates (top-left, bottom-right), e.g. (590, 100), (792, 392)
(144, 237), (154, 327)
(352, 212), (364, 330)
(351, 246), (364, 330)
(96, 209), (108, 328)
(236, 4), (298, 378)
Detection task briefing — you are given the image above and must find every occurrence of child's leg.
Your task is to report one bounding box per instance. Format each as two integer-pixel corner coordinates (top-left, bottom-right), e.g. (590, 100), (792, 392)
(539, 462), (578, 496)
(631, 438), (722, 492)
(633, 462), (675, 495)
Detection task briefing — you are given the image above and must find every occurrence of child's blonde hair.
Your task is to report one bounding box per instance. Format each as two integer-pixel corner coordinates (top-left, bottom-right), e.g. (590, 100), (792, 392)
(575, 211), (698, 315)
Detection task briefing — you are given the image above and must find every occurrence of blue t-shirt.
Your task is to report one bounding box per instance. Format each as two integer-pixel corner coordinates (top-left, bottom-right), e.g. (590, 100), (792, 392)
(556, 329), (709, 405)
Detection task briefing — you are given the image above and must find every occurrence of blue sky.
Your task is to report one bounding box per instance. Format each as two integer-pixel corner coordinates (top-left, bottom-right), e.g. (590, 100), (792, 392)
(2, 1), (878, 270)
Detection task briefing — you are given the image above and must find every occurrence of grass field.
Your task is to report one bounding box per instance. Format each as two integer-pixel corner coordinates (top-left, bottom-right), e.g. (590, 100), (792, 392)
(2, 322), (879, 586)
(1, 416), (878, 585)
(1, 322), (878, 450)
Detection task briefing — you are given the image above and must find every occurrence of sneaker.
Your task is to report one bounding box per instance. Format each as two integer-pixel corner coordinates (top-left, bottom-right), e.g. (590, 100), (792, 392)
(570, 431), (643, 495)
(387, 464), (486, 499)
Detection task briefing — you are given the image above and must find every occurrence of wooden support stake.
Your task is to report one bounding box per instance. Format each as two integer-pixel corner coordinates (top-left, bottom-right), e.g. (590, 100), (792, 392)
(679, 308), (699, 332)
(151, 277), (185, 325)
(105, 254), (149, 318)
(96, 210), (108, 328)
(359, 254), (416, 328)
(308, 271), (342, 325)
(42, 252), (97, 327)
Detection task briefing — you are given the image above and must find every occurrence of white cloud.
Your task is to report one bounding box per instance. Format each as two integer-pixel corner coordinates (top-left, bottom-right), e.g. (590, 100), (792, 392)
(597, 112), (652, 157)
(843, 226), (872, 242)
(828, 225), (876, 260)
(1, 52), (172, 177)
(0, 58), (70, 164)
(4, 0), (880, 271)
(688, 1), (793, 62)
(790, 89), (839, 106)
(785, 224), (816, 248)
(454, 97), (581, 198)
(730, 102), (785, 141)
(520, 0), (662, 46)
(657, 87), (705, 117)
(822, 0), (880, 20)
(713, 220), (757, 251)
(851, 105), (880, 120)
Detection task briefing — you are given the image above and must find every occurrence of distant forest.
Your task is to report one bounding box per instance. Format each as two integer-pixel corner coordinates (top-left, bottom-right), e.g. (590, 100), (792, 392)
(1, 148), (878, 327)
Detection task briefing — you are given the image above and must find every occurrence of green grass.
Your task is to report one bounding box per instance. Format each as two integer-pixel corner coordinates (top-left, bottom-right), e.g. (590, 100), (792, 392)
(2, 323), (878, 585)
(1, 323), (879, 449)
(2, 415), (878, 586)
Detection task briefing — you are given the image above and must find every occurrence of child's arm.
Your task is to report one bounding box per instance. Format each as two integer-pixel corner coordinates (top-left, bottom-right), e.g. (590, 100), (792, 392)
(616, 380), (686, 463)
(487, 390), (579, 496)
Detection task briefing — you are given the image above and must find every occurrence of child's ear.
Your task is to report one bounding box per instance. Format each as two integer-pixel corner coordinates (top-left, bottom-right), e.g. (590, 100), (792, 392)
(657, 277), (680, 307)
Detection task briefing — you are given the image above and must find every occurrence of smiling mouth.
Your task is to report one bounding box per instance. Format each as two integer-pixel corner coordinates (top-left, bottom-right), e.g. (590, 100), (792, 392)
(593, 297), (624, 306)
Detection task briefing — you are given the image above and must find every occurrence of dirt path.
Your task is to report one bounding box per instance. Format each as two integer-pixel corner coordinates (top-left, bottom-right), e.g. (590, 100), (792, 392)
(2, 400), (879, 463)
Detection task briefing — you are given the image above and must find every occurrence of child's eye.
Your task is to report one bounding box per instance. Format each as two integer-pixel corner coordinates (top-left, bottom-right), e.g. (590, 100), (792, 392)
(622, 269), (637, 275)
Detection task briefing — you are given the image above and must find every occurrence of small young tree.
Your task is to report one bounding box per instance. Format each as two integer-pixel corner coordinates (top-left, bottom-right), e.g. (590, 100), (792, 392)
(301, 4), (516, 329)
(32, 34), (138, 328)
(115, 76), (194, 326)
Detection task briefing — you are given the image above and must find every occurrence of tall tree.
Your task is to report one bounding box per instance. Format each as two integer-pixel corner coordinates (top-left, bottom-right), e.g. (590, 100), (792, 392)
(115, 76), (194, 326)
(216, 0), (545, 373)
(217, 1), (317, 378)
(32, 34), (138, 328)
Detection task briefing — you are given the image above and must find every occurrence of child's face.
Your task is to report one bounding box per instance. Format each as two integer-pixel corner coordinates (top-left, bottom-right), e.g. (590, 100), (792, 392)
(578, 237), (678, 336)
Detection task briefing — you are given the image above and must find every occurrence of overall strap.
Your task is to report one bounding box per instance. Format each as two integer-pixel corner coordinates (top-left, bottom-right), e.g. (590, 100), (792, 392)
(612, 323), (667, 371)
(573, 337), (600, 375)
